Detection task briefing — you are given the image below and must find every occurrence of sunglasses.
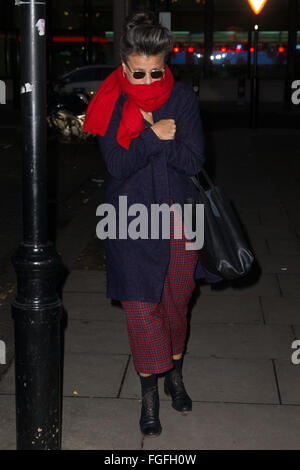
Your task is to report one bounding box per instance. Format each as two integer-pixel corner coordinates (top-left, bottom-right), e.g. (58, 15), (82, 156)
(125, 63), (165, 80)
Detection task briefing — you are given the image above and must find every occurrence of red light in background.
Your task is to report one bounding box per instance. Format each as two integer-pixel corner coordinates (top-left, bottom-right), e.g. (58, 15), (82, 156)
(278, 46), (285, 53)
(173, 47), (179, 53)
(92, 36), (108, 43)
(221, 47), (226, 52)
(53, 36), (84, 42)
(52, 36), (108, 43)
(250, 47), (255, 52)
(187, 47), (194, 53)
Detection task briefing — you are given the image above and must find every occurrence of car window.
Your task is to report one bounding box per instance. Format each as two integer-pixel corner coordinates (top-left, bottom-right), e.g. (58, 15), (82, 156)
(68, 69), (98, 83)
(96, 68), (115, 80)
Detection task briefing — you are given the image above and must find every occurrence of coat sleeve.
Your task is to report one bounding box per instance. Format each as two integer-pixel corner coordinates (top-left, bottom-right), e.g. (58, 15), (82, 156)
(165, 87), (205, 177)
(97, 99), (164, 180)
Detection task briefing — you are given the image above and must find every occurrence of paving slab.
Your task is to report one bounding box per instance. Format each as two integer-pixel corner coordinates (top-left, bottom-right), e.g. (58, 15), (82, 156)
(61, 397), (142, 450)
(63, 270), (106, 293)
(142, 401), (300, 450)
(292, 326), (300, 341)
(0, 353), (130, 399)
(296, 227), (300, 240)
(237, 209), (261, 226)
(121, 356), (279, 405)
(0, 395), (16, 450)
(259, 207), (290, 225)
(247, 236), (269, 255)
(274, 359), (300, 405)
(277, 275), (300, 297)
(189, 295), (263, 324)
(185, 323), (294, 359)
(285, 210), (300, 226)
(0, 318), (14, 377)
(259, 220), (299, 232)
(280, 191), (300, 206)
(63, 353), (129, 398)
(246, 224), (297, 239)
(63, 319), (130, 355)
(2, 365), (300, 450)
(56, 185), (106, 270)
(62, 292), (123, 322)
(199, 274), (280, 296)
(2, 126), (300, 450)
(234, 200), (289, 212)
(255, 254), (300, 274)
(261, 296), (300, 325)
(228, 195), (276, 209)
(267, 239), (300, 255)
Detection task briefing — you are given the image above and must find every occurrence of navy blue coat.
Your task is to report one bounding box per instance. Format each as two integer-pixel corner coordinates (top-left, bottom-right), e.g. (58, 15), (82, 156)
(97, 81), (223, 302)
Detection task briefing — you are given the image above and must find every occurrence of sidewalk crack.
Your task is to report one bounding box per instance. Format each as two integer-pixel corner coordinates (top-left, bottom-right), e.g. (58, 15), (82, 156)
(117, 355), (131, 399)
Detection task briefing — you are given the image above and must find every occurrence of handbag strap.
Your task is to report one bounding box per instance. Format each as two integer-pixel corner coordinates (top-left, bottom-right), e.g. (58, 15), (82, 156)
(189, 150), (214, 189)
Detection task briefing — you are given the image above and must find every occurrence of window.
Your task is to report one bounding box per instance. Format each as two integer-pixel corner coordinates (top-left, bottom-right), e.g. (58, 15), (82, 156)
(68, 68), (98, 82)
(97, 67), (115, 80)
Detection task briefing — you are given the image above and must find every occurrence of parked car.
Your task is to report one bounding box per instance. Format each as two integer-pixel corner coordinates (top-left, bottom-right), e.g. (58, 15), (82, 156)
(54, 64), (116, 98)
(47, 80), (94, 143)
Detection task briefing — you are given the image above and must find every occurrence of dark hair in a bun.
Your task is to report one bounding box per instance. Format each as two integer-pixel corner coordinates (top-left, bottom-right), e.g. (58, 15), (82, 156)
(120, 11), (173, 64)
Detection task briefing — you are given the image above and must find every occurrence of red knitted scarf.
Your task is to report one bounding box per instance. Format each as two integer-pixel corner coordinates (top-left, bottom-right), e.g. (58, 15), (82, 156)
(83, 64), (174, 149)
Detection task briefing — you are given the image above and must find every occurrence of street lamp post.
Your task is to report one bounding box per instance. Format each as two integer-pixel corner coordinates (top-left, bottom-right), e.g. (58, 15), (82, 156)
(113, 0), (132, 66)
(12, 0), (62, 450)
(84, 0), (93, 65)
(285, 0), (297, 108)
(204, 0), (214, 79)
(250, 24), (259, 128)
(247, 1), (268, 129)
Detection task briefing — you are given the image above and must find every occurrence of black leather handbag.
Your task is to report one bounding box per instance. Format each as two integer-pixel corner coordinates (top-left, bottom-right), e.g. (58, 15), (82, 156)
(185, 154), (255, 280)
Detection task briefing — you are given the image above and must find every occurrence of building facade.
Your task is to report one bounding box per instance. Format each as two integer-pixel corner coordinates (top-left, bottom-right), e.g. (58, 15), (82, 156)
(0, 0), (299, 102)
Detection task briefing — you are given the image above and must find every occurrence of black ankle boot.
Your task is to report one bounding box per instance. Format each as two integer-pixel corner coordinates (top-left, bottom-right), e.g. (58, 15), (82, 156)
(139, 385), (162, 437)
(164, 368), (192, 414)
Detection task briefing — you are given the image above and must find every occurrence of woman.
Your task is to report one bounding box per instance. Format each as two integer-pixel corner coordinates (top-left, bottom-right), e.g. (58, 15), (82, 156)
(84, 11), (222, 438)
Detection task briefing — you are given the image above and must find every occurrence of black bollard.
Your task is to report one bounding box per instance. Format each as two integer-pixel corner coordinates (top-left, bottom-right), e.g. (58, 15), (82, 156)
(250, 24), (259, 129)
(11, 0), (62, 450)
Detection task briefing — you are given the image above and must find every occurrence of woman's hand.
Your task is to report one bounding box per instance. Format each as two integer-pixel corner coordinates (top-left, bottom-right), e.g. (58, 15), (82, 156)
(139, 108), (154, 125)
(151, 119), (176, 140)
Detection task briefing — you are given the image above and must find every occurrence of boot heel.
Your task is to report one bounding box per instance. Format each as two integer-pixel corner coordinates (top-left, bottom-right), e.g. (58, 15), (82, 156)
(164, 370), (193, 414)
(139, 386), (162, 437)
(164, 383), (170, 397)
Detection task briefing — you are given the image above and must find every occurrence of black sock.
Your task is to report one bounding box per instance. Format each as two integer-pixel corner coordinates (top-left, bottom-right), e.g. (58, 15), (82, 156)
(172, 356), (183, 375)
(139, 374), (157, 396)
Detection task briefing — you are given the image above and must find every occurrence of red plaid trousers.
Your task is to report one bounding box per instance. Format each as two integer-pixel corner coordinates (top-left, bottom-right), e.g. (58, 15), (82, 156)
(121, 199), (199, 375)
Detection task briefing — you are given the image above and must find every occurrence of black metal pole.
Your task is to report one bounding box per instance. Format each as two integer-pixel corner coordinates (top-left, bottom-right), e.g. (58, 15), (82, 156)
(250, 24), (259, 129)
(151, 0), (159, 18)
(203, 0), (214, 79)
(84, 0), (93, 65)
(113, 0), (132, 67)
(46, 0), (53, 80)
(4, 2), (9, 77)
(11, 0), (62, 450)
(284, 0), (297, 108)
(247, 30), (252, 79)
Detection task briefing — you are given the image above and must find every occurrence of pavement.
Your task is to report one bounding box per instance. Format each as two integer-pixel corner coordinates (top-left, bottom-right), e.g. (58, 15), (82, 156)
(1, 100), (300, 450)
